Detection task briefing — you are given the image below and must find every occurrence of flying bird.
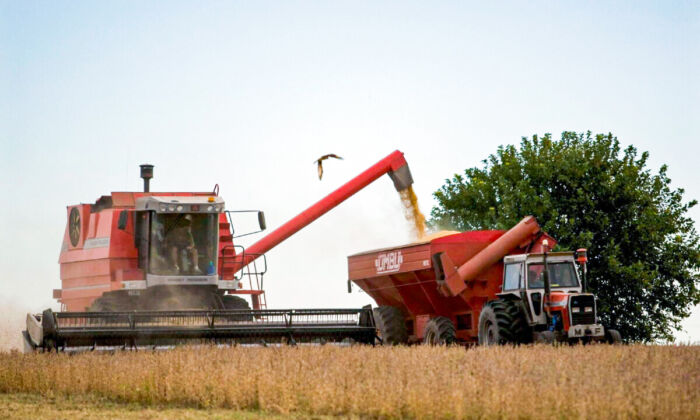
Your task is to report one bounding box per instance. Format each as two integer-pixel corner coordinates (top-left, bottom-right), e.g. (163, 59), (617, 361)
(314, 154), (343, 180)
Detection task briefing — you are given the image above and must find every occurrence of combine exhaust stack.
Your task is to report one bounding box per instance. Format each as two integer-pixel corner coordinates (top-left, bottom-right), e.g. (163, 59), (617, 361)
(24, 308), (376, 352)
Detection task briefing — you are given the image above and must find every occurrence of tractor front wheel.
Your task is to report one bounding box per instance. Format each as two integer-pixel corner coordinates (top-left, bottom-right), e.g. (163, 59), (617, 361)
(373, 306), (408, 345)
(605, 328), (622, 344)
(423, 316), (456, 345)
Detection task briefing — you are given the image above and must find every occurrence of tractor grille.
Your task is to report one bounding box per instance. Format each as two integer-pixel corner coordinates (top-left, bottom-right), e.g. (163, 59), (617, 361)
(569, 295), (596, 325)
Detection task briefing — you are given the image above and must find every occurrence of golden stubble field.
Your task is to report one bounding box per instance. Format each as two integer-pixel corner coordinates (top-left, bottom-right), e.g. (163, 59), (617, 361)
(1, 344), (698, 419)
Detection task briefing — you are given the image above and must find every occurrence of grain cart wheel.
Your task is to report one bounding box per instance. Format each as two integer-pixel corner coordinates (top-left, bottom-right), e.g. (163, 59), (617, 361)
(605, 328), (622, 344)
(222, 295), (253, 321)
(478, 299), (526, 346)
(423, 317), (456, 345)
(373, 306), (408, 345)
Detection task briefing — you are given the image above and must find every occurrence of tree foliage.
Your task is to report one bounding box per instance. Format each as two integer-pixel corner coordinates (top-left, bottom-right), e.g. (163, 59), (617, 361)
(431, 132), (699, 341)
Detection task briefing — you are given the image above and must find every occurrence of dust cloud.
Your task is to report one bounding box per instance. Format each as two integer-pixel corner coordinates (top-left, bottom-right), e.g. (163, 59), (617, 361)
(399, 186), (427, 239)
(0, 299), (29, 352)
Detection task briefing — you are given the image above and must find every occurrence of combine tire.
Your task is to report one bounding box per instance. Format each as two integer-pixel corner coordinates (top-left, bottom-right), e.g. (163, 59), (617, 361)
(221, 295), (253, 321)
(89, 292), (135, 312)
(373, 306), (408, 345)
(222, 295), (251, 310)
(423, 316), (456, 345)
(478, 299), (527, 346)
(605, 328), (622, 344)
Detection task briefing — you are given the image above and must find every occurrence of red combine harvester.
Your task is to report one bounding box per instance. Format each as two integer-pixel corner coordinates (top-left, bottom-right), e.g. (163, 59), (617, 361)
(348, 216), (622, 345)
(23, 151), (414, 352)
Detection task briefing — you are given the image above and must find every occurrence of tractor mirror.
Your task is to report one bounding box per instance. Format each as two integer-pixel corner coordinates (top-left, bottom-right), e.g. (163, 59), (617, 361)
(117, 210), (128, 230)
(257, 211), (267, 231)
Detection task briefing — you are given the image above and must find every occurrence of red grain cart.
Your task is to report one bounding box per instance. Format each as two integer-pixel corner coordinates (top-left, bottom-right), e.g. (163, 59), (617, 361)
(348, 217), (622, 345)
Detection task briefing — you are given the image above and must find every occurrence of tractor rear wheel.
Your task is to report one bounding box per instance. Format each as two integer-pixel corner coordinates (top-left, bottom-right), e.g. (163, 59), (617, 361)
(373, 306), (408, 345)
(423, 316), (456, 345)
(478, 299), (528, 346)
(605, 328), (622, 344)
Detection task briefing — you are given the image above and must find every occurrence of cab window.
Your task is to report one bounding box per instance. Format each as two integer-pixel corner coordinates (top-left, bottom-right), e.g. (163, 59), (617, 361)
(503, 263), (522, 291)
(527, 262), (579, 288)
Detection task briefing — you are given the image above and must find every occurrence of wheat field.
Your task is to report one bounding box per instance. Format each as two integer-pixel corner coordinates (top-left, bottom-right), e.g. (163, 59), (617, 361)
(0, 344), (698, 419)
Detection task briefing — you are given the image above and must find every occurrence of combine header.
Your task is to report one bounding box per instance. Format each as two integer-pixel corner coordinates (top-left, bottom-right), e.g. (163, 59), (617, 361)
(24, 151), (413, 351)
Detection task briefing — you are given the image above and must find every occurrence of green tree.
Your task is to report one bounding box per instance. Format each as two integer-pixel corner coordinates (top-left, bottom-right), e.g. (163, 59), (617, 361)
(431, 132), (699, 342)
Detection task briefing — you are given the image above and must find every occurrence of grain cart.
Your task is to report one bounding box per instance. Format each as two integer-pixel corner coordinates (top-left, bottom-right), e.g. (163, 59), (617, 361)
(348, 216), (622, 345)
(23, 150), (414, 352)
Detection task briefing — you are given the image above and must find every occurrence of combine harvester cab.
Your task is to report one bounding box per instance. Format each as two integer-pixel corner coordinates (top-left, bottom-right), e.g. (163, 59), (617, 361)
(348, 216), (622, 345)
(24, 151), (416, 352)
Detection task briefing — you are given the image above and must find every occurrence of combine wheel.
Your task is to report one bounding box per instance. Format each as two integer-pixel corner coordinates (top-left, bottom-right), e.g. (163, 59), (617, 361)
(221, 295), (253, 322)
(373, 306), (408, 345)
(222, 295), (251, 310)
(478, 299), (527, 346)
(423, 316), (456, 345)
(605, 328), (622, 345)
(89, 292), (135, 312)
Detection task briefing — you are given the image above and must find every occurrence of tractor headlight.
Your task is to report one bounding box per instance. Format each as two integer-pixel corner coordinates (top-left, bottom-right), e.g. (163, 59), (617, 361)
(571, 307), (581, 313)
(176, 205), (184, 212)
(168, 205), (175, 212)
(160, 204), (167, 212)
(584, 307), (593, 312)
(207, 205), (215, 212)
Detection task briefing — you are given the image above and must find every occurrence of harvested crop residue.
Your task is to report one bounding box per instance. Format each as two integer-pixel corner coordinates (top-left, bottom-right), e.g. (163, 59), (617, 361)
(399, 186), (427, 239)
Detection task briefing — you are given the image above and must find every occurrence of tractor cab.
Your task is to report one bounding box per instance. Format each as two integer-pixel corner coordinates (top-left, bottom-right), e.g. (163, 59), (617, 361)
(499, 247), (605, 341)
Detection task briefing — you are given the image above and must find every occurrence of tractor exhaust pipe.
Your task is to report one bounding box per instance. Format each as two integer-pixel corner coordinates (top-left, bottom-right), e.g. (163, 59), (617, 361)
(140, 164), (154, 193)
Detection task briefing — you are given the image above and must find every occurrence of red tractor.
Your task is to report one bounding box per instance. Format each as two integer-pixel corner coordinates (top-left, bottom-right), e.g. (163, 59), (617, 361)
(348, 216), (622, 345)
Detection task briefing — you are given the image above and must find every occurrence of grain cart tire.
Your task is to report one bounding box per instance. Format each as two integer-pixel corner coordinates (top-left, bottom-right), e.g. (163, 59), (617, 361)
(423, 316), (456, 345)
(605, 328), (622, 345)
(222, 295), (253, 321)
(478, 299), (526, 346)
(373, 306), (408, 345)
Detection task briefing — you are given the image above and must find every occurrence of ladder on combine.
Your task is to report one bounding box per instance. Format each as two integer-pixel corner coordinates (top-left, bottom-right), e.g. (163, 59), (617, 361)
(219, 216), (268, 309)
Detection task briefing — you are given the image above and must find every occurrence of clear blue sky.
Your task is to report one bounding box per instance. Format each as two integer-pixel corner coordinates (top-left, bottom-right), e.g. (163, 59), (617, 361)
(1, 1), (698, 341)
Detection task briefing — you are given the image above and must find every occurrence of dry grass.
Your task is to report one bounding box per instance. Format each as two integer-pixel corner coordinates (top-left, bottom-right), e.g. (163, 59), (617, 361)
(0, 345), (697, 419)
(0, 393), (300, 420)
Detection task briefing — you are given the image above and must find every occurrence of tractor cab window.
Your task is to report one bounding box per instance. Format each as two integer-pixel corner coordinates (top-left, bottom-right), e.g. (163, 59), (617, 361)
(527, 262), (579, 289)
(149, 213), (219, 276)
(503, 263), (522, 291)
